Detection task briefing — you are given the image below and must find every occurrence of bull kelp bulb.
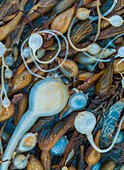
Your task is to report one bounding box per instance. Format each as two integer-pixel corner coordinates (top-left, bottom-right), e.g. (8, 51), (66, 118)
(76, 8), (90, 20)
(118, 46), (124, 57)
(29, 33), (43, 52)
(5, 69), (13, 79)
(69, 93), (87, 110)
(22, 47), (30, 59)
(62, 166), (68, 170)
(75, 111), (96, 134)
(62, 92), (87, 118)
(87, 43), (101, 55)
(108, 15), (123, 27)
(2, 97), (10, 108)
(17, 133), (37, 152)
(50, 136), (68, 156)
(5, 55), (14, 66)
(0, 42), (6, 57)
(74, 112), (124, 153)
(13, 154), (28, 169)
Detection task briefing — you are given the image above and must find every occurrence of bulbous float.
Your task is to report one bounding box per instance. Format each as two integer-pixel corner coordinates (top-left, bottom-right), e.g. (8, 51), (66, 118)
(1, 79), (69, 170)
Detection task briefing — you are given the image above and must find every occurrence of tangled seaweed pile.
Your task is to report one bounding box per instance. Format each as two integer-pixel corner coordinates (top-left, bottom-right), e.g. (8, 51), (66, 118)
(0, 0), (124, 169)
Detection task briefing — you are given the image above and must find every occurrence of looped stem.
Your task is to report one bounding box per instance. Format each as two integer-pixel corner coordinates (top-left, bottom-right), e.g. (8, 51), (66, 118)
(87, 116), (124, 153)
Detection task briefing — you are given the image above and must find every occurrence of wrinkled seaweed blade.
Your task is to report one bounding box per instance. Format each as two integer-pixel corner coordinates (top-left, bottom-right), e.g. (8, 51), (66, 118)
(90, 24), (124, 40)
(112, 0), (124, 13)
(38, 112), (77, 151)
(100, 100), (124, 148)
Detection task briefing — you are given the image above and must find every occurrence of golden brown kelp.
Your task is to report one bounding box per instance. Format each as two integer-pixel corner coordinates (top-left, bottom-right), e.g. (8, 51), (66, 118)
(58, 130), (79, 169)
(38, 113), (77, 170)
(84, 0), (101, 8)
(111, 0), (124, 13)
(77, 72), (94, 81)
(71, 20), (93, 44)
(78, 70), (105, 91)
(38, 113), (77, 151)
(27, 0), (58, 22)
(54, 0), (76, 14)
(83, 0), (94, 5)
(8, 70), (32, 97)
(113, 58), (124, 74)
(0, 0), (19, 21)
(51, 4), (76, 34)
(41, 151), (51, 170)
(77, 145), (85, 170)
(85, 130), (101, 165)
(95, 58), (114, 93)
(14, 92), (28, 126)
(0, 0), (28, 41)
(0, 103), (15, 122)
(90, 24), (124, 41)
(59, 59), (79, 77)
(101, 9), (124, 29)
(101, 161), (116, 170)
(59, 42), (90, 57)
(27, 154), (44, 170)
(30, 116), (55, 133)
(13, 0), (58, 44)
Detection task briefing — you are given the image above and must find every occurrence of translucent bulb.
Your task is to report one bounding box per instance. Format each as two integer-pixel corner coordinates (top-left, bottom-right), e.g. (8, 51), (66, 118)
(68, 93), (87, 110)
(108, 15), (123, 27)
(62, 166), (68, 170)
(76, 8), (90, 20)
(0, 42), (6, 57)
(50, 136), (68, 156)
(5, 55), (14, 66)
(2, 98), (10, 108)
(13, 154), (28, 169)
(87, 43), (101, 55)
(74, 112), (124, 153)
(121, 78), (124, 88)
(17, 133), (37, 152)
(118, 46), (124, 57)
(37, 49), (45, 59)
(5, 69), (13, 79)
(29, 33), (43, 52)
(22, 47), (30, 59)
(74, 111), (96, 134)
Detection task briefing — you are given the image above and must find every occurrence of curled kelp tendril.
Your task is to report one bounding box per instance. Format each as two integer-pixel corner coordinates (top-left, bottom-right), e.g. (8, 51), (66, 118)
(21, 29), (69, 79)
(67, 0), (117, 53)
(94, 0), (122, 42)
(83, 32), (124, 75)
(75, 111), (124, 153)
(0, 42), (12, 110)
